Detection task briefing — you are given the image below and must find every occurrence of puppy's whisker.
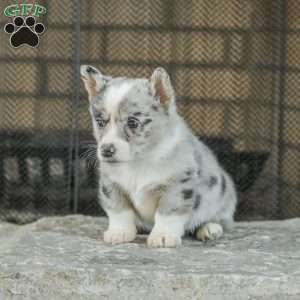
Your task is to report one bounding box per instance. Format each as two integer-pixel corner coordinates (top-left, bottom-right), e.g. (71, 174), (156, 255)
(80, 144), (99, 169)
(86, 157), (98, 169)
(81, 150), (96, 158)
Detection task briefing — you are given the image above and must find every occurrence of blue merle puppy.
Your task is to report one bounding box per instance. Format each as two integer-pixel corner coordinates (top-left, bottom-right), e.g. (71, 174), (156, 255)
(81, 65), (237, 248)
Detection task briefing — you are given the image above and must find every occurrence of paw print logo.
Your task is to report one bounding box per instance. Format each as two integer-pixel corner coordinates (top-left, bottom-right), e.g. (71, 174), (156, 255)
(4, 16), (45, 48)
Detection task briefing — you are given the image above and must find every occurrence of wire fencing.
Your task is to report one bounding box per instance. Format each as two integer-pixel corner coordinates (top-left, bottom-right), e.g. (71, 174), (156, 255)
(0, 0), (299, 223)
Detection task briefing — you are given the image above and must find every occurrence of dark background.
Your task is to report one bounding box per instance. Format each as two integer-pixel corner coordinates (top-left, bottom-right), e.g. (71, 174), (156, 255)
(0, 0), (299, 223)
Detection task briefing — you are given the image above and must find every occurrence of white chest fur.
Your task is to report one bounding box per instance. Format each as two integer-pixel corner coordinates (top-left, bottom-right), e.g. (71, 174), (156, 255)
(131, 189), (158, 223)
(103, 161), (169, 223)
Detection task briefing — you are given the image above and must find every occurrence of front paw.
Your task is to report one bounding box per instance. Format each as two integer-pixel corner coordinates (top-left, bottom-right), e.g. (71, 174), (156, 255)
(147, 232), (181, 248)
(103, 228), (136, 245)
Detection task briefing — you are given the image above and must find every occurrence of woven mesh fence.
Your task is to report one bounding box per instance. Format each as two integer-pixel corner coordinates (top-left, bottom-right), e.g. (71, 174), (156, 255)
(0, 0), (299, 223)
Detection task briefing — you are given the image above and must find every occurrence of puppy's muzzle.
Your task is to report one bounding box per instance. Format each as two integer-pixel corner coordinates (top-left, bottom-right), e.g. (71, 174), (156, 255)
(101, 143), (116, 158)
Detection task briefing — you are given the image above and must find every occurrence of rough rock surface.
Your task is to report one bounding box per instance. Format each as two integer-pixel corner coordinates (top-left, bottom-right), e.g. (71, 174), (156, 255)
(0, 215), (299, 300)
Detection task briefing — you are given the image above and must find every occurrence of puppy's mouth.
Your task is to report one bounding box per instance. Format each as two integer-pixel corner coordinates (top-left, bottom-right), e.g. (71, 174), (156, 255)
(101, 159), (128, 164)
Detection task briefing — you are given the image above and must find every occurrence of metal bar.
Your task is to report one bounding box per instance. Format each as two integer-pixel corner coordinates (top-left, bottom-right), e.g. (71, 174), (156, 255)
(0, 152), (4, 200)
(2, 57), (300, 74)
(276, 0), (288, 219)
(2, 92), (300, 113)
(70, 0), (82, 213)
(0, 21), (295, 34)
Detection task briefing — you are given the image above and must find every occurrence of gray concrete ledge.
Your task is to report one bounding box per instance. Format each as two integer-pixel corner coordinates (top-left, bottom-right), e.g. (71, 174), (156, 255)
(0, 215), (299, 300)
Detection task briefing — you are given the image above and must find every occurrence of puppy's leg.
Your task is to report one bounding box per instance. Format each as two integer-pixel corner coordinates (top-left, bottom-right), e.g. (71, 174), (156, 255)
(195, 216), (233, 242)
(196, 174), (236, 241)
(104, 210), (137, 244)
(100, 178), (136, 245)
(147, 213), (189, 247)
(195, 223), (223, 241)
(194, 216), (233, 242)
(147, 173), (196, 248)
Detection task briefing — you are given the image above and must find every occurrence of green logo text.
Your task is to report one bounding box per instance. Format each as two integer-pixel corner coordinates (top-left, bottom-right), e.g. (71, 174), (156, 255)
(4, 4), (47, 17)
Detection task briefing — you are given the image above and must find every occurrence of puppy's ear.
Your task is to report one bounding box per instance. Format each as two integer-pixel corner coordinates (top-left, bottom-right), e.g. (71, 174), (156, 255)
(150, 67), (175, 107)
(81, 65), (107, 100)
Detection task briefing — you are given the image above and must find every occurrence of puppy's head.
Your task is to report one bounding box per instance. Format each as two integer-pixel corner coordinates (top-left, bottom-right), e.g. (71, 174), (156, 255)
(81, 65), (176, 163)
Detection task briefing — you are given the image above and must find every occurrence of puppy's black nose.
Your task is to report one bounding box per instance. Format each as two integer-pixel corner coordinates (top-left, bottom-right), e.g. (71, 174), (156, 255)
(101, 144), (116, 158)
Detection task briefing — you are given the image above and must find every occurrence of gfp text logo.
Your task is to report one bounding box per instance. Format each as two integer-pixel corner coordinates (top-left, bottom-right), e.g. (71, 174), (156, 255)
(4, 3), (47, 17)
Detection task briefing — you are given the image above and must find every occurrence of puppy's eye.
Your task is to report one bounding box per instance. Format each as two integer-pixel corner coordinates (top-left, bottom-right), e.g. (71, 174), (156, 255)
(95, 118), (107, 128)
(127, 117), (139, 129)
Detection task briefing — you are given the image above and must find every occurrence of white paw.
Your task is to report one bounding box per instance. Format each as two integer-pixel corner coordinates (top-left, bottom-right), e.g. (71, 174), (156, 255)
(196, 223), (223, 241)
(147, 232), (181, 248)
(103, 228), (136, 245)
